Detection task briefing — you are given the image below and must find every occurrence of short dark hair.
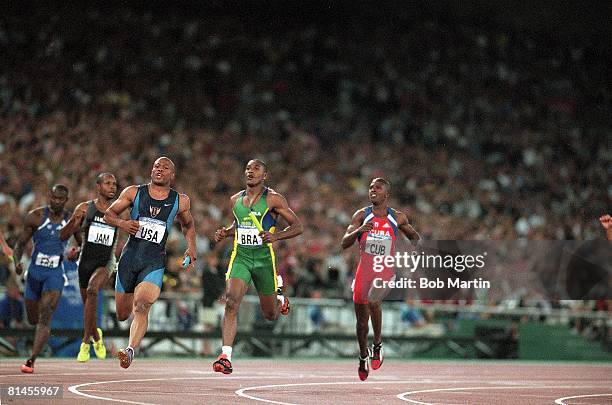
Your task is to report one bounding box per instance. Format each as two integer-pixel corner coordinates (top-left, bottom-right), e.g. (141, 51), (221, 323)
(249, 159), (268, 172)
(372, 177), (391, 191)
(96, 172), (115, 184)
(51, 184), (69, 195)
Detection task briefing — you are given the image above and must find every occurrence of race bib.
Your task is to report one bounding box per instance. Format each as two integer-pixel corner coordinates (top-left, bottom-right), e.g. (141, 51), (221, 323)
(35, 252), (61, 268)
(365, 234), (392, 256)
(135, 217), (166, 244)
(237, 226), (263, 247)
(87, 222), (115, 246)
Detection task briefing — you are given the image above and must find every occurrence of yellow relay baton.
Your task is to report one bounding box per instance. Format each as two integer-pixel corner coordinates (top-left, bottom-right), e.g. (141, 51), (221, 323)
(248, 212), (271, 247)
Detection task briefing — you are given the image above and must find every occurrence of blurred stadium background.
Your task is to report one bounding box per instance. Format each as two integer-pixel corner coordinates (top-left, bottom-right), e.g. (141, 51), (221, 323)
(0, 1), (610, 363)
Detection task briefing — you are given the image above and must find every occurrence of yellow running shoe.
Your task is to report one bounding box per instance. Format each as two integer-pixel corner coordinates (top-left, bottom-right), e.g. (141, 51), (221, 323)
(77, 342), (90, 362)
(93, 328), (106, 359)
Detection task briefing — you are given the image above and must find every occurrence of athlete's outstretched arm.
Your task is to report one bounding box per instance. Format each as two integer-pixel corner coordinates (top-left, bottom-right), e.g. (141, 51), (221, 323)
(600, 214), (612, 241)
(177, 194), (197, 269)
(0, 230), (13, 259)
(72, 224), (83, 247)
(60, 202), (87, 241)
(261, 192), (303, 243)
(13, 209), (40, 275)
(341, 209), (371, 250)
(396, 211), (421, 246)
(104, 186), (140, 236)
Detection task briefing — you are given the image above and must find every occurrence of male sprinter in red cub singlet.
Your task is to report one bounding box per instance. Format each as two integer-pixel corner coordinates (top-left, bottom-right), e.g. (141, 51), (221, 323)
(341, 178), (420, 381)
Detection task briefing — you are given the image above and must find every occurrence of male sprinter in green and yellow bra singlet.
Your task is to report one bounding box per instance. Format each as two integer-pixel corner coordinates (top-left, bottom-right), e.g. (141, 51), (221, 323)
(213, 159), (303, 374)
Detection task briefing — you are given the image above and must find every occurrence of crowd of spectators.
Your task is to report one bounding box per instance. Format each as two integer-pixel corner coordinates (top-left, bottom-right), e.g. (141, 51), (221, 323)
(0, 6), (610, 303)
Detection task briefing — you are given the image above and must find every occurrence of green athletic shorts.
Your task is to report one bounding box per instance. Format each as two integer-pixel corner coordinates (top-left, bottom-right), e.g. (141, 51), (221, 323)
(227, 246), (278, 295)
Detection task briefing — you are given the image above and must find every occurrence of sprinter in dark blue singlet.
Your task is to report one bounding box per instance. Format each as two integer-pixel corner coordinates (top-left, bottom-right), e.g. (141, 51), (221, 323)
(13, 184), (77, 373)
(113, 184), (179, 293)
(105, 157), (197, 369)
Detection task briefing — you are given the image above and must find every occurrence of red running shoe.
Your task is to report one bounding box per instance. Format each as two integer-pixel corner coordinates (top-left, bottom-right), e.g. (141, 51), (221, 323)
(279, 295), (290, 316)
(20, 359), (34, 374)
(371, 342), (384, 370)
(213, 354), (233, 375)
(358, 351), (370, 381)
(277, 276), (290, 316)
(117, 347), (134, 369)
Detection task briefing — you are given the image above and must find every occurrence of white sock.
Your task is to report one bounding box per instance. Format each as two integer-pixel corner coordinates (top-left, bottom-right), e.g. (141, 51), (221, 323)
(126, 346), (134, 354)
(222, 346), (232, 361)
(277, 295), (285, 305)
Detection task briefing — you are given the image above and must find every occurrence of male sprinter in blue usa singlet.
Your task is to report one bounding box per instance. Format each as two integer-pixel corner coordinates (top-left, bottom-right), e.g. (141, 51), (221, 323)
(104, 157), (197, 369)
(13, 184), (76, 373)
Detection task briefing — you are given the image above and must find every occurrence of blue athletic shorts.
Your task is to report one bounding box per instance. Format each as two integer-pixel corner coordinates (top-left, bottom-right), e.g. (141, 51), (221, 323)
(116, 246), (165, 293)
(25, 265), (65, 301)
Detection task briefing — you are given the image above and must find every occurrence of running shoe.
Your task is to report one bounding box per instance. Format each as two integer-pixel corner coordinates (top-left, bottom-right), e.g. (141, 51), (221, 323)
(279, 295), (290, 316)
(371, 342), (384, 370)
(358, 351), (370, 381)
(118, 347), (134, 369)
(277, 275), (290, 315)
(213, 354), (233, 375)
(77, 342), (91, 362)
(93, 328), (106, 359)
(20, 358), (34, 374)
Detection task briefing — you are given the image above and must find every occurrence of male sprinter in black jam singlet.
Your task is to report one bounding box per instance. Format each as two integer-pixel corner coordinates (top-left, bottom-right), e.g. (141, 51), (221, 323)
(60, 173), (120, 362)
(105, 157), (197, 369)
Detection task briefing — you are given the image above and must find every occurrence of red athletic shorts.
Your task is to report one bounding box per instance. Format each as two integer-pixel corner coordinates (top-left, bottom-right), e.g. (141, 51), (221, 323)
(352, 262), (395, 304)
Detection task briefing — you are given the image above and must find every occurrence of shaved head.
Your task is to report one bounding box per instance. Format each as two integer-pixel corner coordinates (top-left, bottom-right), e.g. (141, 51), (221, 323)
(372, 177), (391, 191)
(151, 156), (176, 186)
(247, 159), (267, 173)
(154, 156), (175, 172)
(49, 184), (69, 214)
(96, 172), (116, 184)
(51, 184), (69, 196)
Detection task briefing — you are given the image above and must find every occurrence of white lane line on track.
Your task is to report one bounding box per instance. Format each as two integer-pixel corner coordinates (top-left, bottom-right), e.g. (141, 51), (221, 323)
(68, 375), (290, 404)
(396, 386), (612, 405)
(81, 389), (213, 393)
(235, 379), (612, 405)
(184, 370), (357, 379)
(0, 371), (175, 378)
(554, 393), (612, 405)
(235, 381), (435, 405)
(79, 389), (229, 397)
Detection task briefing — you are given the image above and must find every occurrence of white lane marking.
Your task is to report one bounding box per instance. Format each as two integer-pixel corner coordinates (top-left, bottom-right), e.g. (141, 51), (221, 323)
(69, 375), (285, 404)
(80, 389), (214, 393)
(554, 393), (612, 405)
(397, 386), (611, 404)
(236, 381), (432, 405)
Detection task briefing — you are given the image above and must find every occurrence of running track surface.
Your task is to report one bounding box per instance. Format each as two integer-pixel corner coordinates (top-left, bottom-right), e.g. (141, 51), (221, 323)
(0, 358), (610, 404)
